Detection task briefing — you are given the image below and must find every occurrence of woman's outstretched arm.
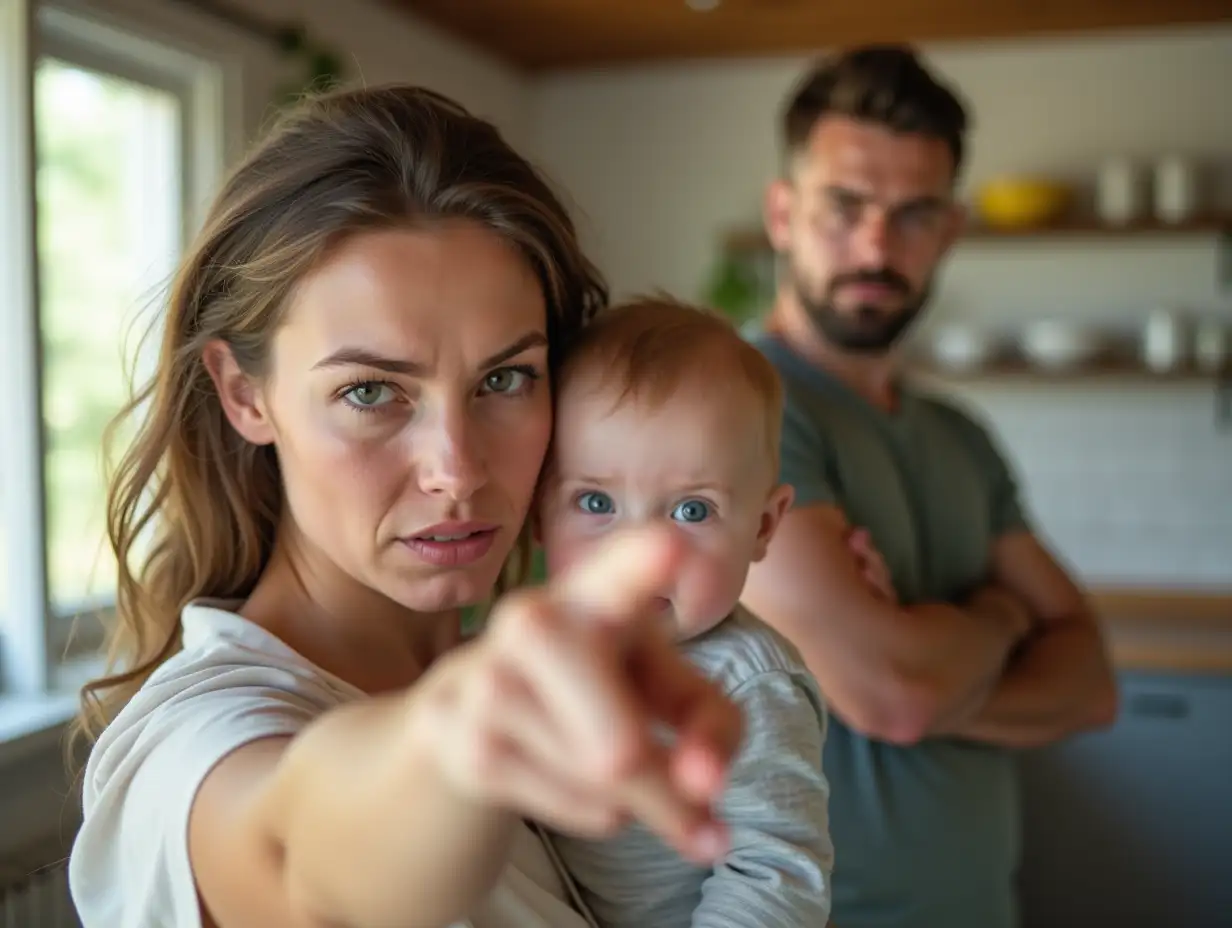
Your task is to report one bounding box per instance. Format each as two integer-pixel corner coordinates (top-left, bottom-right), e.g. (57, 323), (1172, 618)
(187, 527), (743, 928)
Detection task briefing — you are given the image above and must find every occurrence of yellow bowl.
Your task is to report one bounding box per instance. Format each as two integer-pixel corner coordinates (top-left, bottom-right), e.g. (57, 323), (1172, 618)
(976, 177), (1072, 230)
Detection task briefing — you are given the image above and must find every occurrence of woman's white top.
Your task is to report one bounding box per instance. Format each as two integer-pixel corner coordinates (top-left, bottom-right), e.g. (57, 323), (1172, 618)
(68, 601), (596, 928)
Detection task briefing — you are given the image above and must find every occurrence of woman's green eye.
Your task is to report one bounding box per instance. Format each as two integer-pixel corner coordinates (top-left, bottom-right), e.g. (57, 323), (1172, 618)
(483, 367), (533, 394)
(343, 382), (394, 409)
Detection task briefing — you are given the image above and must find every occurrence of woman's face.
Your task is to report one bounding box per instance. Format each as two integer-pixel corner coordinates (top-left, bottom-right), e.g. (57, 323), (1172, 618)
(218, 222), (552, 613)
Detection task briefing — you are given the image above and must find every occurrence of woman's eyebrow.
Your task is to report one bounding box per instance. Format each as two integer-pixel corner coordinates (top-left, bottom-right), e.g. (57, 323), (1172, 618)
(479, 330), (548, 369)
(311, 330), (548, 374)
(312, 347), (422, 374)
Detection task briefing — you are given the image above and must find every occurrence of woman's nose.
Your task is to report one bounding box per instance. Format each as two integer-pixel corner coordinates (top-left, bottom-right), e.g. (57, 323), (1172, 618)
(414, 405), (487, 501)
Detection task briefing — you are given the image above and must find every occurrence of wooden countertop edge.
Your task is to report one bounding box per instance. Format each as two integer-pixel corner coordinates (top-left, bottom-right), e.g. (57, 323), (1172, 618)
(1088, 588), (1232, 625)
(1108, 643), (1232, 674)
(1085, 588), (1232, 673)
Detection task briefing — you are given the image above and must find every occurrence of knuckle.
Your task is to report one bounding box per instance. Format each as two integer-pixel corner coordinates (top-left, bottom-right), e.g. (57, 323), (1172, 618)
(591, 730), (647, 783)
(580, 805), (627, 839)
(468, 728), (509, 785)
(469, 660), (517, 715)
(495, 592), (557, 649)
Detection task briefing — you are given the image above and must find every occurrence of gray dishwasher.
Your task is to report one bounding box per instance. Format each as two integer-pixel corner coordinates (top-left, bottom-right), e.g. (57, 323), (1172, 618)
(1017, 670), (1232, 928)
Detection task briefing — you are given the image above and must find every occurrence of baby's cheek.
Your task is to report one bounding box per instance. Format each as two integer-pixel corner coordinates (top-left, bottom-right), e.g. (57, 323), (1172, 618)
(539, 519), (596, 578)
(682, 549), (748, 623)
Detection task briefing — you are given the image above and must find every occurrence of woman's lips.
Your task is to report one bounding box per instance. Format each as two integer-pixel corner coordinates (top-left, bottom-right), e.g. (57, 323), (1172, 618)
(400, 523), (499, 567)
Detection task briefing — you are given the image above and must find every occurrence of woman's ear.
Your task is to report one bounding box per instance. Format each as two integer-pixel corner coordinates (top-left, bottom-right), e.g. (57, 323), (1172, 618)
(202, 339), (276, 446)
(752, 483), (795, 562)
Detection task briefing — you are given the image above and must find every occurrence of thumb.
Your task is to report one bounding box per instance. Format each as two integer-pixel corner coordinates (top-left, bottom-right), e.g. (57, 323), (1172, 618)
(548, 526), (685, 628)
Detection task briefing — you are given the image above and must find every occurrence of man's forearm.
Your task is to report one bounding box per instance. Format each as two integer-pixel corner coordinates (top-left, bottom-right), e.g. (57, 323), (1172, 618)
(819, 588), (1030, 743)
(893, 585), (1033, 732)
(938, 613), (1118, 748)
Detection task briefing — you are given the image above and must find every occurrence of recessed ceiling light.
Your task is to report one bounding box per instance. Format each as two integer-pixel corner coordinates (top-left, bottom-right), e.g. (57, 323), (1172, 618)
(686, 0), (720, 10)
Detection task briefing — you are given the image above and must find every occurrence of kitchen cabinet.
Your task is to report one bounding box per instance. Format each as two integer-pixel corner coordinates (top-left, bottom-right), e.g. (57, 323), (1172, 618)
(1017, 670), (1232, 928)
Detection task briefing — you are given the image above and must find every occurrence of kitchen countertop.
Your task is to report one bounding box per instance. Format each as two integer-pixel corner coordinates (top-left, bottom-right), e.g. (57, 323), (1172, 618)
(1088, 587), (1232, 674)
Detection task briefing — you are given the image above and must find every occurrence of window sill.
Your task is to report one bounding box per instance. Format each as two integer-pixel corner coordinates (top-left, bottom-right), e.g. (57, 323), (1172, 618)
(0, 654), (102, 768)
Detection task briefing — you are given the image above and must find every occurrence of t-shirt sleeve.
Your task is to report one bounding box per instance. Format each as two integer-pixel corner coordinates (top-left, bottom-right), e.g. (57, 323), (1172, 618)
(68, 675), (322, 928)
(778, 386), (839, 510)
(692, 670), (833, 928)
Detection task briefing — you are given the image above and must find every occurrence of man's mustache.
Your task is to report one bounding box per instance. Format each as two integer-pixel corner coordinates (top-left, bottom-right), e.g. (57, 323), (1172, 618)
(829, 268), (911, 294)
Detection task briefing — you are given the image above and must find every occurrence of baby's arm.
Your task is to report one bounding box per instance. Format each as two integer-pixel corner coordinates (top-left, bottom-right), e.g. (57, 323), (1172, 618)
(692, 669), (833, 928)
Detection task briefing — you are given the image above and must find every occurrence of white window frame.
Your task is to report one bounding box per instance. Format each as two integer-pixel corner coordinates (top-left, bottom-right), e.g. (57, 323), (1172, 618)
(0, 0), (234, 705)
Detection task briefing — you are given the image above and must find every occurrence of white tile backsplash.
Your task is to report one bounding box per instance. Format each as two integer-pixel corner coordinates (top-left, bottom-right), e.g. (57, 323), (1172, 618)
(949, 383), (1232, 588)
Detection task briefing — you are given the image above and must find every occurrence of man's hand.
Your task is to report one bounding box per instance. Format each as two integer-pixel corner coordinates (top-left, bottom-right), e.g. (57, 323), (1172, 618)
(963, 585), (1036, 643)
(742, 505), (1028, 745)
(845, 527), (897, 604)
(935, 531), (1118, 747)
(846, 528), (1032, 643)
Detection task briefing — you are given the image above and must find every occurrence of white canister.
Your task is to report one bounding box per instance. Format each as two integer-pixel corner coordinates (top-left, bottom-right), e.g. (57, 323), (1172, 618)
(1097, 158), (1142, 225)
(1142, 310), (1188, 372)
(1154, 156), (1198, 224)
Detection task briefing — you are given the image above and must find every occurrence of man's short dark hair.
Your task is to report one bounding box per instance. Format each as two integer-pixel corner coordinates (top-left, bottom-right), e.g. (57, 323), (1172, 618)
(781, 45), (970, 179)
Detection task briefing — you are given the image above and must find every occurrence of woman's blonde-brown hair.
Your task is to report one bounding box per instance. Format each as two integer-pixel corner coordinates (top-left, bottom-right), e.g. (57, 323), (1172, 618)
(72, 84), (607, 745)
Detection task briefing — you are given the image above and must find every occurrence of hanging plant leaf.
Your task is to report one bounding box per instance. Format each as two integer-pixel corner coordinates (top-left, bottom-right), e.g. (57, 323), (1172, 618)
(276, 25), (306, 56)
(308, 49), (345, 89)
(702, 253), (764, 324)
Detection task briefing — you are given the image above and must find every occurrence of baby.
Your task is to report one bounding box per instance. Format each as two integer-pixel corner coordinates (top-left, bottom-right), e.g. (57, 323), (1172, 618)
(536, 296), (833, 928)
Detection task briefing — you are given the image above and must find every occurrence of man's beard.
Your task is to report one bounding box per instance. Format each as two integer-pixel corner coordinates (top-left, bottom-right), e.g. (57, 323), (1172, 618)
(791, 263), (931, 354)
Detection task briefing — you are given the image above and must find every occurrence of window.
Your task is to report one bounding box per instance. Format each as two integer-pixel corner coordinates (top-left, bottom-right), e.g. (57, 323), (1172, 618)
(0, 0), (228, 699)
(36, 57), (181, 617)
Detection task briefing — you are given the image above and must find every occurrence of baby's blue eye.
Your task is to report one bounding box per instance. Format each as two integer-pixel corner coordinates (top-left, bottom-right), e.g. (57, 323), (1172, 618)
(672, 499), (710, 523)
(577, 491), (614, 515)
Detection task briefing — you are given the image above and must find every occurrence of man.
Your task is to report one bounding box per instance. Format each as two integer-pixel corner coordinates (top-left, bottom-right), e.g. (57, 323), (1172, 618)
(740, 45), (1119, 928)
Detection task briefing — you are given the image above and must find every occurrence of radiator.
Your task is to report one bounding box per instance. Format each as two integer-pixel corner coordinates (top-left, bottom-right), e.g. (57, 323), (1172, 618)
(0, 861), (79, 928)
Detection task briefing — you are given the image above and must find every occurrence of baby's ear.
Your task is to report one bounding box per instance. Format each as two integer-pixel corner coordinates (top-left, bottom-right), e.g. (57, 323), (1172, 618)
(752, 483), (794, 562)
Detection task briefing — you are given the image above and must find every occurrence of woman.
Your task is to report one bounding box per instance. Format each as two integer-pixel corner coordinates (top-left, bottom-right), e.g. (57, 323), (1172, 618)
(67, 85), (743, 928)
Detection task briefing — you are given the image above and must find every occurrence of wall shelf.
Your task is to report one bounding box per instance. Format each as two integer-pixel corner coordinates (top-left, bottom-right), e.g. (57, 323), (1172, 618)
(912, 356), (1232, 428)
(911, 356), (1229, 385)
(722, 212), (1232, 256)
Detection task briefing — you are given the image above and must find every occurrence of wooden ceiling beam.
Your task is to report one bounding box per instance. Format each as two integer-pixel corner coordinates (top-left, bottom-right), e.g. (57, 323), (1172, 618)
(392, 0), (1232, 71)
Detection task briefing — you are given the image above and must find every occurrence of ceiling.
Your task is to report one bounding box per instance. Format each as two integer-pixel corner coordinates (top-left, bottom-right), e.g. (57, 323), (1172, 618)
(393, 0), (1232, 72)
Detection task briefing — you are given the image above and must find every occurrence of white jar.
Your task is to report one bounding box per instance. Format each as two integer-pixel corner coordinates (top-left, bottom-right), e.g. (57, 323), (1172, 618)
(1154, 155), (1198, 224)
(1143, 310), (1187, 372)
(1097, 158), (1142, 225)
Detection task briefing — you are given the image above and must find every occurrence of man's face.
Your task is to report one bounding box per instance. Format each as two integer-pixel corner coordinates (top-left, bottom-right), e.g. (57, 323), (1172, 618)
(765, 115), (964, 353)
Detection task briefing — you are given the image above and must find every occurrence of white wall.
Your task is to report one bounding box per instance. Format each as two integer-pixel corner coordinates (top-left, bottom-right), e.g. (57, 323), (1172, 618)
(530, 25), (1232, 311)
(67, 0), (531, 154)
(239, 0), (531, 150)
(530, 27), (1232, 588)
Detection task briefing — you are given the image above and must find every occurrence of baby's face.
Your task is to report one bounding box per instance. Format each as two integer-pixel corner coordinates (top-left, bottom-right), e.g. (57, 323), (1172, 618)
(538, 373), (792, 641)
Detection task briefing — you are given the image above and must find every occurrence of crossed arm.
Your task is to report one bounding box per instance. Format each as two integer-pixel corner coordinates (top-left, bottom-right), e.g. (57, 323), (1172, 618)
(740, 504), (1118, 748)
(936, 528), (1119, 747)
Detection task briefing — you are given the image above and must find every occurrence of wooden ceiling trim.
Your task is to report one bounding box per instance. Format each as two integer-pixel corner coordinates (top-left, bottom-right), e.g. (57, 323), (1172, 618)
(392, 0), (1232, 71)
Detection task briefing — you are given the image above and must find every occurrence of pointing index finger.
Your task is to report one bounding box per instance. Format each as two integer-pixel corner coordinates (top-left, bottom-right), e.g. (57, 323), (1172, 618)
(548, 526), (685, 628)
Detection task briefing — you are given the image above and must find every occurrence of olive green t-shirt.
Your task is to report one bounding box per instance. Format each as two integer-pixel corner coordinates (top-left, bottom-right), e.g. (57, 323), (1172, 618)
(751, 332), (1031, 928)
